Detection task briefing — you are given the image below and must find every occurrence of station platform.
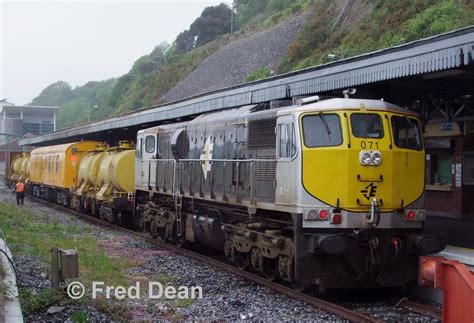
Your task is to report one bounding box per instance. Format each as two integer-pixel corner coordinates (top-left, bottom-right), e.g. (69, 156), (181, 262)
(424, 215), (474, 248)
(0, 236), (23, 322)
(436, 245), (474, 271)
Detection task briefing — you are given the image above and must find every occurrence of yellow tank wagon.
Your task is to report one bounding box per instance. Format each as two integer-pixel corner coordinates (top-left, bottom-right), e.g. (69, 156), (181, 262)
(28, 141), (100, 205)
(94, 141), (135, 224)
(7, 153), (30, 187)
(70, 143), (108, 212)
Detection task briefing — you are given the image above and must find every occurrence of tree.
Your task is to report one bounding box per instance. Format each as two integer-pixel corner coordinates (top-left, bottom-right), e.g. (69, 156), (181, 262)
(234, 0), (269, 26)
(175, 30), (195, 54)
(30, 81), (74, 106)
(191, 4), (233, 47)
(174, 3), (233, 54)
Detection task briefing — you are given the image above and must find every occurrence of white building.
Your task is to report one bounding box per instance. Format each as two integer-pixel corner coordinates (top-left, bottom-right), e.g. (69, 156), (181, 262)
(0, 101), (59, 138)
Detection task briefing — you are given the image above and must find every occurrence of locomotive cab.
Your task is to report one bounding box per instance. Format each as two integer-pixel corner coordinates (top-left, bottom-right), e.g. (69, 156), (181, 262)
(276, 98), (445, 288)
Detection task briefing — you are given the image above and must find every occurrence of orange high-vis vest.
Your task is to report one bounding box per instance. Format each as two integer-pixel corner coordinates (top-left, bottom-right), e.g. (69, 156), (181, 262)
(15, 182), (25, 193)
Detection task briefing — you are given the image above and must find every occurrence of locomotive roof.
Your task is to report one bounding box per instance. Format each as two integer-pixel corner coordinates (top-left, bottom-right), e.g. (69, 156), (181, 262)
(277, 98), (418, 116)
(139, 98), (418, 134)
(139, 105), (259, 134)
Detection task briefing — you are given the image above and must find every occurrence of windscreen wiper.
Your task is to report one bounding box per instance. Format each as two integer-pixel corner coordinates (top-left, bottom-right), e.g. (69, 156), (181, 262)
(319, 113), (331, 138)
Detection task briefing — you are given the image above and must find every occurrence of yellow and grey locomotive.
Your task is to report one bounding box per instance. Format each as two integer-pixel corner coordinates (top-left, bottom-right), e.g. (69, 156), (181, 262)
(134, 97), (445, 289)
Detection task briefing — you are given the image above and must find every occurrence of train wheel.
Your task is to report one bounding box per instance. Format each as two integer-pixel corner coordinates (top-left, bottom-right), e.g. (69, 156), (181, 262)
(235, 252), (250, 271)
(292, 281), (307, 293)
(263, 259), (278, 282)
(149, 220), (158, 239)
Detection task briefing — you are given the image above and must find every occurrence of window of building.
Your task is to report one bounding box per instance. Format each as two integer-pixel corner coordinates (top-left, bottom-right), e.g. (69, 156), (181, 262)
(40, 121), (54, 134)
(278, 123), (296, 159)
(301, 114), (342, 147)
(425, 139), (455, 191)
(23, 123), (40, 135)
(351, 113), (384, 138)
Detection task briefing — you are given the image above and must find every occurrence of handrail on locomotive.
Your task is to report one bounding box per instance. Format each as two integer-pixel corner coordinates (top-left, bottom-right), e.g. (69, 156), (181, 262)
(150, 158), (277, 205)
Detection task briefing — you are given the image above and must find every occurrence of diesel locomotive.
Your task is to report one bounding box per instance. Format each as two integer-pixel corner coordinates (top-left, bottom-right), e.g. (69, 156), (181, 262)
(134, 97), (445, 290)
(9, 97), (445, 290)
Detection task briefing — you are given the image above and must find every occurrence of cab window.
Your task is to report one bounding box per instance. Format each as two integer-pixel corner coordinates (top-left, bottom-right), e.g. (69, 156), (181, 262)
(136, 137), (143, 160)
(302, 114), (342, 147)
(391, 116), (423, 150)
(351, 113), (383, 138)
(278, 123), (296, 158)
(145, 135), (155, 153)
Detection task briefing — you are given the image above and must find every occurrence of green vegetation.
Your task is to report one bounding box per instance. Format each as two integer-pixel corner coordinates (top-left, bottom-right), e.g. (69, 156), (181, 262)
(0, 202), (129, 316)
(281, 0), (474, 71)
(175, 297), (193, 309)
(235, 0), (311, 30)
(30, 0), (474, 129)
(31, 79), (116, 129)
(71, 309), (90, 323)
(19, 288), (64, 314)
(245, 66), (274, 82)
(175, 4), (233, 54)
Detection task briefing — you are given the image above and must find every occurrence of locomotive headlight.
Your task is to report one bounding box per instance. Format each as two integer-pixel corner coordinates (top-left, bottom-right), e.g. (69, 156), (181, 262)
(417, 211), (426, 221)
(371, 151), (382, 165)
(306, 209), (318, 221)
(360, 152), (372, 165)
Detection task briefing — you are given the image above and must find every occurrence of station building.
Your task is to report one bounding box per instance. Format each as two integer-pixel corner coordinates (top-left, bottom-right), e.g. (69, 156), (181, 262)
(0, 102), (58, 141)
(0, 101), (58, 174)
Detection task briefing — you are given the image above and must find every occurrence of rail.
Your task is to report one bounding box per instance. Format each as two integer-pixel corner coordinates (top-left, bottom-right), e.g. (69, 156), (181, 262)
(24, 193), (379, 323)
(395, 298), (442, 320)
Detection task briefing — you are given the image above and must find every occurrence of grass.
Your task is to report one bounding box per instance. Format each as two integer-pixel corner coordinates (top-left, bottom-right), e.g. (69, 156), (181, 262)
(0, 200), (198, 319)
(19, 288), (62, 314)
(175, 297), (194, 309)
(0, 202), (130, 316)
(70, 309), (89, 323)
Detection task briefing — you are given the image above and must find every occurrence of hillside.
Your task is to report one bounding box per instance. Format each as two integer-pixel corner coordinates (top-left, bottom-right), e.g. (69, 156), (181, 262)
(30, 0), (474, 130)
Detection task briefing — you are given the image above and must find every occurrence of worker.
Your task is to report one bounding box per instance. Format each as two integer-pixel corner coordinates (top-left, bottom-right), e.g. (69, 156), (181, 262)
(15, 180), (25, 205)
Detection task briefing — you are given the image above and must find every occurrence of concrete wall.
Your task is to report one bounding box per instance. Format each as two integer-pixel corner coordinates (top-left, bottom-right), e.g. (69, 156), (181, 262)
(1, 119), (23, 137)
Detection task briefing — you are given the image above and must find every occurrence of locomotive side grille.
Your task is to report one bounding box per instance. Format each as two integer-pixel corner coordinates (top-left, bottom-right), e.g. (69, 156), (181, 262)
(248, 119), (276, 149)
(256, 154), (276, 181)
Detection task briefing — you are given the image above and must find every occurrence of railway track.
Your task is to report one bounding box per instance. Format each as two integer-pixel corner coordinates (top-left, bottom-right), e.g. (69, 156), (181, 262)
(395, 298), (442, 321)
(26, 195), (441, 322)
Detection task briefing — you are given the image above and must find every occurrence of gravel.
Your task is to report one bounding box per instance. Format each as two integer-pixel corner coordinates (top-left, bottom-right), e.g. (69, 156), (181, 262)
(344, 301), (440, 323)
(0, 183), (442, 321)
(126, 247), (342, 321)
